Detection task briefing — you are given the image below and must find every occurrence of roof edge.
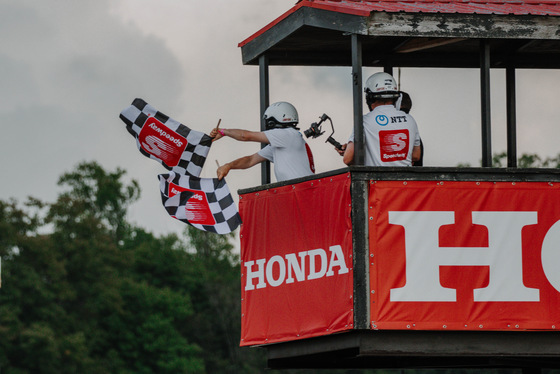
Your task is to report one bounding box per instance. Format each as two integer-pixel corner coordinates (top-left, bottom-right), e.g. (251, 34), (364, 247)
(238, 3), (304, 48)
(238, 0), (371, 48)
(299, 0), (374, 17)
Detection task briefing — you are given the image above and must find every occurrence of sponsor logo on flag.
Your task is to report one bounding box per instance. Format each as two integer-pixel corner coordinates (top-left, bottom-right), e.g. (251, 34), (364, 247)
(139, 117), (188, 166)
(168, 182), (216, 225)
(159, 172), (241, 234)
(119, 98), (212, 177)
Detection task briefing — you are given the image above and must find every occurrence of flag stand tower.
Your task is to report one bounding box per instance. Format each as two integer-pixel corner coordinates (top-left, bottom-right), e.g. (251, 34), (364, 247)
(237, 0), (560, 371)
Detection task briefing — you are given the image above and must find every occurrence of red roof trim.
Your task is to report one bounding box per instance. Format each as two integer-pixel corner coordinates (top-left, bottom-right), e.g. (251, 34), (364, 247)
(297, 0), (374, 16)
(238, 3), (304, 48)
(238, 1), (371, 48)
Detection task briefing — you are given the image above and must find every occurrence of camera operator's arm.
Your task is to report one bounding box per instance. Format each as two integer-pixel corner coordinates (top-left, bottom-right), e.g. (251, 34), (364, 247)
(336, 143), (347, 157)
(211, 128), (270, 144)
(217, 153), (267, 180)
(411, 145), (421, 162)
(342, 142), (354, 165)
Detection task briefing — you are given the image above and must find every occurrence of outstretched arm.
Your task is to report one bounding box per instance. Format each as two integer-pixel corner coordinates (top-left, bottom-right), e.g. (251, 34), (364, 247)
(217, 153), (267, 180)
(210, 128), (269, 144)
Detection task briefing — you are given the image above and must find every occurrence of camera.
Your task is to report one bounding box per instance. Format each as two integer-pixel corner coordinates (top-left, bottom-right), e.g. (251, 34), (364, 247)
(303, 114), (342, 150)
(304, 114), (328, 139)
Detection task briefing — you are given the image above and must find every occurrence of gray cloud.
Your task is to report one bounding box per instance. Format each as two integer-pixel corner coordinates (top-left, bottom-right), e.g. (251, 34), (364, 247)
(0, 0), (186, 232)
(2, 0), (559, 239)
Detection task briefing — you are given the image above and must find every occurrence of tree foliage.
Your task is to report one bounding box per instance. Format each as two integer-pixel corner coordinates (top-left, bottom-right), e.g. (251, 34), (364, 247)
(492, 152), (560, 168)
(0, 162), (218, 373)
(459, 152), (560, 168)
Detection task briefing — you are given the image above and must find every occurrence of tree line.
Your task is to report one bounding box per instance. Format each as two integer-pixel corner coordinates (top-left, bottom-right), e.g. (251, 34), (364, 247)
(0, 160), (557, 373)
(0, 161), (262, 373)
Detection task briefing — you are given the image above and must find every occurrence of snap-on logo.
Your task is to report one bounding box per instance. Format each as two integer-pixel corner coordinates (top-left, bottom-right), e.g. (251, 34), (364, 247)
(379, 129), (409, 162)
(138, 117), (188, 167)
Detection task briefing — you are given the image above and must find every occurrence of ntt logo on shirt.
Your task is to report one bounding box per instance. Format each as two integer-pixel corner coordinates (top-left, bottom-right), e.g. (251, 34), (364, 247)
(244, 245), (349, 291)
(376, 115), (389, 126)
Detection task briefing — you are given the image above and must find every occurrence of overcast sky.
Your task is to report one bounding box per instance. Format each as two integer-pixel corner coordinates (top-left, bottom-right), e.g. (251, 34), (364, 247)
(2, 0), (560, 238)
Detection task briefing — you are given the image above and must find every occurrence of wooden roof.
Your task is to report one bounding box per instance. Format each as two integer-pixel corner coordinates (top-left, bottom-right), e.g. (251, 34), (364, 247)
(239, 0), (560, 68)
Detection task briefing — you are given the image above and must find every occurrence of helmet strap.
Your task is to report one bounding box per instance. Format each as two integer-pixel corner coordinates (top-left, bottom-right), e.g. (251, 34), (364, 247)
(265, 119), (299, 130)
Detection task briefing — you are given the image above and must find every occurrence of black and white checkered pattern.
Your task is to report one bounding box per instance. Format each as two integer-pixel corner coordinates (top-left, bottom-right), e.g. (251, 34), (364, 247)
(158, 172), (242, 234)
(119, 98), (212, 177)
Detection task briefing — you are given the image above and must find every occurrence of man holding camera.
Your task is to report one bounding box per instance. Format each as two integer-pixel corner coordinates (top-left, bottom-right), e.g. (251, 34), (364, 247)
(341, 72), (421, 167)
(210, 101), (315, 182)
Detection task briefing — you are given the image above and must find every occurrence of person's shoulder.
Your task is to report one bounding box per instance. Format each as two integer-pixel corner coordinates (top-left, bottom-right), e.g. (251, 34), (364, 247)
(270, 127), (300, 136)
(404, 112), (418, 126)
(404, 111), (416, 120)
(266, 127), (294, 133)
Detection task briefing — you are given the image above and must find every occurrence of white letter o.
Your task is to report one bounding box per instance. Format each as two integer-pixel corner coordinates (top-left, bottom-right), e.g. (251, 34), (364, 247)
(266, 255), (286, 287)
(542, 219), (560, 292)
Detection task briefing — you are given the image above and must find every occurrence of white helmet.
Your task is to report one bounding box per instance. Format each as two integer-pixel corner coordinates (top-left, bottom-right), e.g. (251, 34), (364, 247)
(263, 102), (299, 129)
(364, 72), (399, 100)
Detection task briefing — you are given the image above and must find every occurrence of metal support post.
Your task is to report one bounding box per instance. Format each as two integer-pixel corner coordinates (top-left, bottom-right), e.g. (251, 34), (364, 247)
(506, 65), (518, 168)
(259, 54), (271, 184)
(351, 176), (370, 330)
(351, 34), (370, 330)
(351, 34), (364, 166)
(480, 40), (492, 167)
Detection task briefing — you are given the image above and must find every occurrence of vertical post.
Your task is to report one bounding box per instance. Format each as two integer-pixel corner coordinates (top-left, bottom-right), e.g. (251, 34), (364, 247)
(259, 54), (271, 184)
(351, 34), (364, 166)
(350, 34), (370, 330)
(480, 40), (492, 167)
(351, 176), (370, 330)
(383, 66), (393, 76)
(506, 65), (517, 168)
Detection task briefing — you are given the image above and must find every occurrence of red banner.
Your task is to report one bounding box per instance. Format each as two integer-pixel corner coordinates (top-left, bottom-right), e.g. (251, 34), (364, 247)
(369, 180), (560, 331)
(239, 173), (353, 346)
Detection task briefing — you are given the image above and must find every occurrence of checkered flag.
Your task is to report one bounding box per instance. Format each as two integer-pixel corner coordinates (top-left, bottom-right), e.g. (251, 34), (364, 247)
(119, 98), (212, 177)
(158, 172), (241, 234)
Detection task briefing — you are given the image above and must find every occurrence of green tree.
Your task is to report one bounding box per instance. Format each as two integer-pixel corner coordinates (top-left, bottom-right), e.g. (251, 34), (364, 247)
(459, 152), (560, 168)
(0, 162), (205, 373)
(54, 161), (141, 242)
(492, 151), (560, 168)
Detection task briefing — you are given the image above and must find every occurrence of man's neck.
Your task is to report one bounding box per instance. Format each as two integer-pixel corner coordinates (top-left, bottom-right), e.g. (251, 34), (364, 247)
(369, 101), (393, 111)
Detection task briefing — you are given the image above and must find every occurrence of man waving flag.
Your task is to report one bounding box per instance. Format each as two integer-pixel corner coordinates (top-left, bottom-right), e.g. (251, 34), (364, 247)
(158, 172), (241, 234)
(119, 98), (212, 177)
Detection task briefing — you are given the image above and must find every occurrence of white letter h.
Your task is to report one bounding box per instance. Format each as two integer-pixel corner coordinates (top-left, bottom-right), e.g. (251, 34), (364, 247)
(388, 211), (539, 302)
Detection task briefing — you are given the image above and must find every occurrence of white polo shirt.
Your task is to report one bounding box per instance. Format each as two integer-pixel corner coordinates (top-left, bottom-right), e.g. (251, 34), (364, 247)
(258, 128), (315, 182)
(349, 105), (421, 167)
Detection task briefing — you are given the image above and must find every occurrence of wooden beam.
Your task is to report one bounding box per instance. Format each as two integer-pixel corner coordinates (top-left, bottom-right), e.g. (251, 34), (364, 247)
(395, 38), (466, 53)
